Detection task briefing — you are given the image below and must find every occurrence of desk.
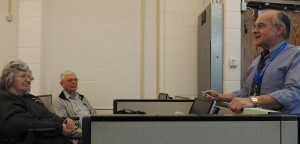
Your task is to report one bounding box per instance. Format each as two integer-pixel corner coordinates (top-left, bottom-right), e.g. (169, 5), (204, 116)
(82, 115), (297, 144)
(113, 99), (193, 114)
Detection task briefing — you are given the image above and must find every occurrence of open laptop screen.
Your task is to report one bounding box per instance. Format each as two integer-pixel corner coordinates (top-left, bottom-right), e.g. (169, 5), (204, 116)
(189, 98), (216, 115)
(158, 93), (169, 100)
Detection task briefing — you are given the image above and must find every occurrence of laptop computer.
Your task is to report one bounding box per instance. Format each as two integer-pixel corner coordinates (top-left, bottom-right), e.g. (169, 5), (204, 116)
(158, 93), (172, 100)
(188, 98), (217, 115)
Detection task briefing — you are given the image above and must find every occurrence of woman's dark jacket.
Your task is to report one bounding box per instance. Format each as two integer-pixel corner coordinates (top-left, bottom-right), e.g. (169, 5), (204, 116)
(0, 91), (64, 143)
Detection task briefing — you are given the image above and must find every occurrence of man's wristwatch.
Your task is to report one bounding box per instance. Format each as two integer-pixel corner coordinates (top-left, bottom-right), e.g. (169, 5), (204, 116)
(250, 96), (258, 107)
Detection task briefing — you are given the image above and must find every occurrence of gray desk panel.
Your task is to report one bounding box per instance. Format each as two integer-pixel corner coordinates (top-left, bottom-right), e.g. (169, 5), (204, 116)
(281, 121), (297, 144)
(91, 121), (282, 144)
(84, 115), (298, 144)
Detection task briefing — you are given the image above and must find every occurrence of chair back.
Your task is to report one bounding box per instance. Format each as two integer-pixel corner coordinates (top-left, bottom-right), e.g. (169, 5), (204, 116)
(36, 94), (52, 110)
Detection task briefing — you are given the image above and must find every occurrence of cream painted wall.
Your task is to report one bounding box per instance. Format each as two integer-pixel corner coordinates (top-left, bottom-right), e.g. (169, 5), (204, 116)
(41, 0), (211, 111)
(160, 0), (209, 98)
(18, 0), (43, 95)
(2, 0), (242, 113)
(0, 0), (18, 68)
(43, 0), (146, 111)
(223, 0), (242, 92)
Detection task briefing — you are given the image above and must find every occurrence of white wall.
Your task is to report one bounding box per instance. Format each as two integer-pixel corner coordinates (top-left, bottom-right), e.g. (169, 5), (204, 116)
(18, 0), (43, 95)
(222, 0), (241, 93)
(160, 0), (203, 98)
(1, 0), (242, 113)
(160, 0), (242, 96)
(43, 0), (146, 111)
(0, 0), (18, 68)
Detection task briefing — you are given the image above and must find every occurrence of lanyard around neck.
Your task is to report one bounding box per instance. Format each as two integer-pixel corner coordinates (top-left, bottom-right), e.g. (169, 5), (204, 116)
(255, 41), (288, 86)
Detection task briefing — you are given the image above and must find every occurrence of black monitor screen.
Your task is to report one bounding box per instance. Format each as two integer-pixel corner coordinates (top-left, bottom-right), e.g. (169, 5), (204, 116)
(158, 93), (169, 100)
(189, 98), (216, 115)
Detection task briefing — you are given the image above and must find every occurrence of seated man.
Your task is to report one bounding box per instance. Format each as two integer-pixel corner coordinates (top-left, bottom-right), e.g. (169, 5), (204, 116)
(52, 70), (96, 142)
(0, 60), (75, 144)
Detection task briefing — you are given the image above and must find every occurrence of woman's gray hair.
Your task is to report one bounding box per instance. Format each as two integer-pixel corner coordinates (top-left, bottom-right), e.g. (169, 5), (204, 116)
(0, 60), (31, 91)
(272, 10), (291, 40)
(60, 70), (75, 81)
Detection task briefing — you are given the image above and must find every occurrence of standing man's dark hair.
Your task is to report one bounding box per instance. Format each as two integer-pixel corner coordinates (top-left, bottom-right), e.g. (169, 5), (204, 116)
(273, 10), (291, 39)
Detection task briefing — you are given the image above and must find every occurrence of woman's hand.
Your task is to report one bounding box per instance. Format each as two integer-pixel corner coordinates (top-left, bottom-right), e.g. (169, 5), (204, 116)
(61, 124), (75, 136)
(63, 118), (75, 129)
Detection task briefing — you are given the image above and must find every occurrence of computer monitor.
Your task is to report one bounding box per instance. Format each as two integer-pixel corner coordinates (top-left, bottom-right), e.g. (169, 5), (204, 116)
(113, 99), (193, 114)
(189, 98), (216, 115)
(158, 93), (169, 100)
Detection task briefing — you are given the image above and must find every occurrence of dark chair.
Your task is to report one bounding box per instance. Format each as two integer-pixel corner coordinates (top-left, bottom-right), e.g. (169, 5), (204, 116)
(21, 117), (80, 144)
(36, 94), (52, 110)
(22, 128), (71, 144)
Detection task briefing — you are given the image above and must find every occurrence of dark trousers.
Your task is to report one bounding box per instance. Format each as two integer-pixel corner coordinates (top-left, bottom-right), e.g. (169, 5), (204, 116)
(21, 132), (71, 144)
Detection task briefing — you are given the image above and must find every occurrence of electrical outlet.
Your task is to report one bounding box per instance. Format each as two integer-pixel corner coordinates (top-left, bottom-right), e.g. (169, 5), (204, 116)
(229, 57), (237, 67)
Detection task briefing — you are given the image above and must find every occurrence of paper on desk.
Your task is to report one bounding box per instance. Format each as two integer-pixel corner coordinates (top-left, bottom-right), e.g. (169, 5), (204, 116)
(242, 107), (280, 115)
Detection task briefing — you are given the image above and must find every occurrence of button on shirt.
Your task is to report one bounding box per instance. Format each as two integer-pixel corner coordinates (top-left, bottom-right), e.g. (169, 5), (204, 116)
(64, 91), (90, 125)
(231, 42), (300, 115)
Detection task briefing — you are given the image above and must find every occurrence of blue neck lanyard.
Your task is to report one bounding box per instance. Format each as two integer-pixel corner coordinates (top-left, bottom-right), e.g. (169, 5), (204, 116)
(255, 41), (288, 86)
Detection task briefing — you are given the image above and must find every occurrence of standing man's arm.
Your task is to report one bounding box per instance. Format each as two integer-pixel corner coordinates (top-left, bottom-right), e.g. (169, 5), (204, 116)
(254, 95), (283, 109)
(203, 90), (234, 102)
(228, 95), (283, 113)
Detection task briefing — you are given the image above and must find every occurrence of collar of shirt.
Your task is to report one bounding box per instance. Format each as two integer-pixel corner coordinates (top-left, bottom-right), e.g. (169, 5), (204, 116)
(268, 41), (287, 58)
(63, 90), (78, 100)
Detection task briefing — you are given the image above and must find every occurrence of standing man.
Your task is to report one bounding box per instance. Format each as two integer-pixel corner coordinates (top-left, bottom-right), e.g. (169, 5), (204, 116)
(204, 10), (300, 115)
(52, 70), (96, 142)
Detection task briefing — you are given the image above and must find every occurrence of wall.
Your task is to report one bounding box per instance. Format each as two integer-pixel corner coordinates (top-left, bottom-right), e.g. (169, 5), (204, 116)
(161, 0), (242, 96)
(222, 0), (241, 92)
(196, 0), (242, 93)
(0, 0), (18, 68)
(18, 0), (43, 95)
(160, 0), (205, 98)
(3, 0), (242, 113)
(41, 0), (212, 112)
(43, 0), (150, 111)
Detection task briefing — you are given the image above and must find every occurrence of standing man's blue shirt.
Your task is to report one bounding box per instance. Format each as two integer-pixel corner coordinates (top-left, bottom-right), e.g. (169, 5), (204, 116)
(232, 42), (300, 115)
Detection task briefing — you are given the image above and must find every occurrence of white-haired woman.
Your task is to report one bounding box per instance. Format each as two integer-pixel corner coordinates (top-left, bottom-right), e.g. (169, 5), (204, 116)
(0, 60), (75, 144)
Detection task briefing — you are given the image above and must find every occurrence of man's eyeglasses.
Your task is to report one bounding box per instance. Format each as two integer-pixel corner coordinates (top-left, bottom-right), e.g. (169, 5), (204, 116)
(65, 78), (79, 83)
(17, 74), (34, 81)
(251, 23), (267, 31)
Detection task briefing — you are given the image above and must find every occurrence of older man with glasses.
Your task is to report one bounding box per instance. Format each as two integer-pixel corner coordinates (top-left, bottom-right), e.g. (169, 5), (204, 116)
(52, 70), (96, 144)
(203, 10), (300, 115)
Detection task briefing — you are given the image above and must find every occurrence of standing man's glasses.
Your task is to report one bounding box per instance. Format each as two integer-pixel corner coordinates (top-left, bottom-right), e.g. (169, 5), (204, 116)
(251, 23), (267, 31)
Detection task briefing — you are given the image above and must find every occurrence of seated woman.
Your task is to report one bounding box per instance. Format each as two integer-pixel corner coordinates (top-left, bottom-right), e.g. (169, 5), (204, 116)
(0, 60), (75, 144)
